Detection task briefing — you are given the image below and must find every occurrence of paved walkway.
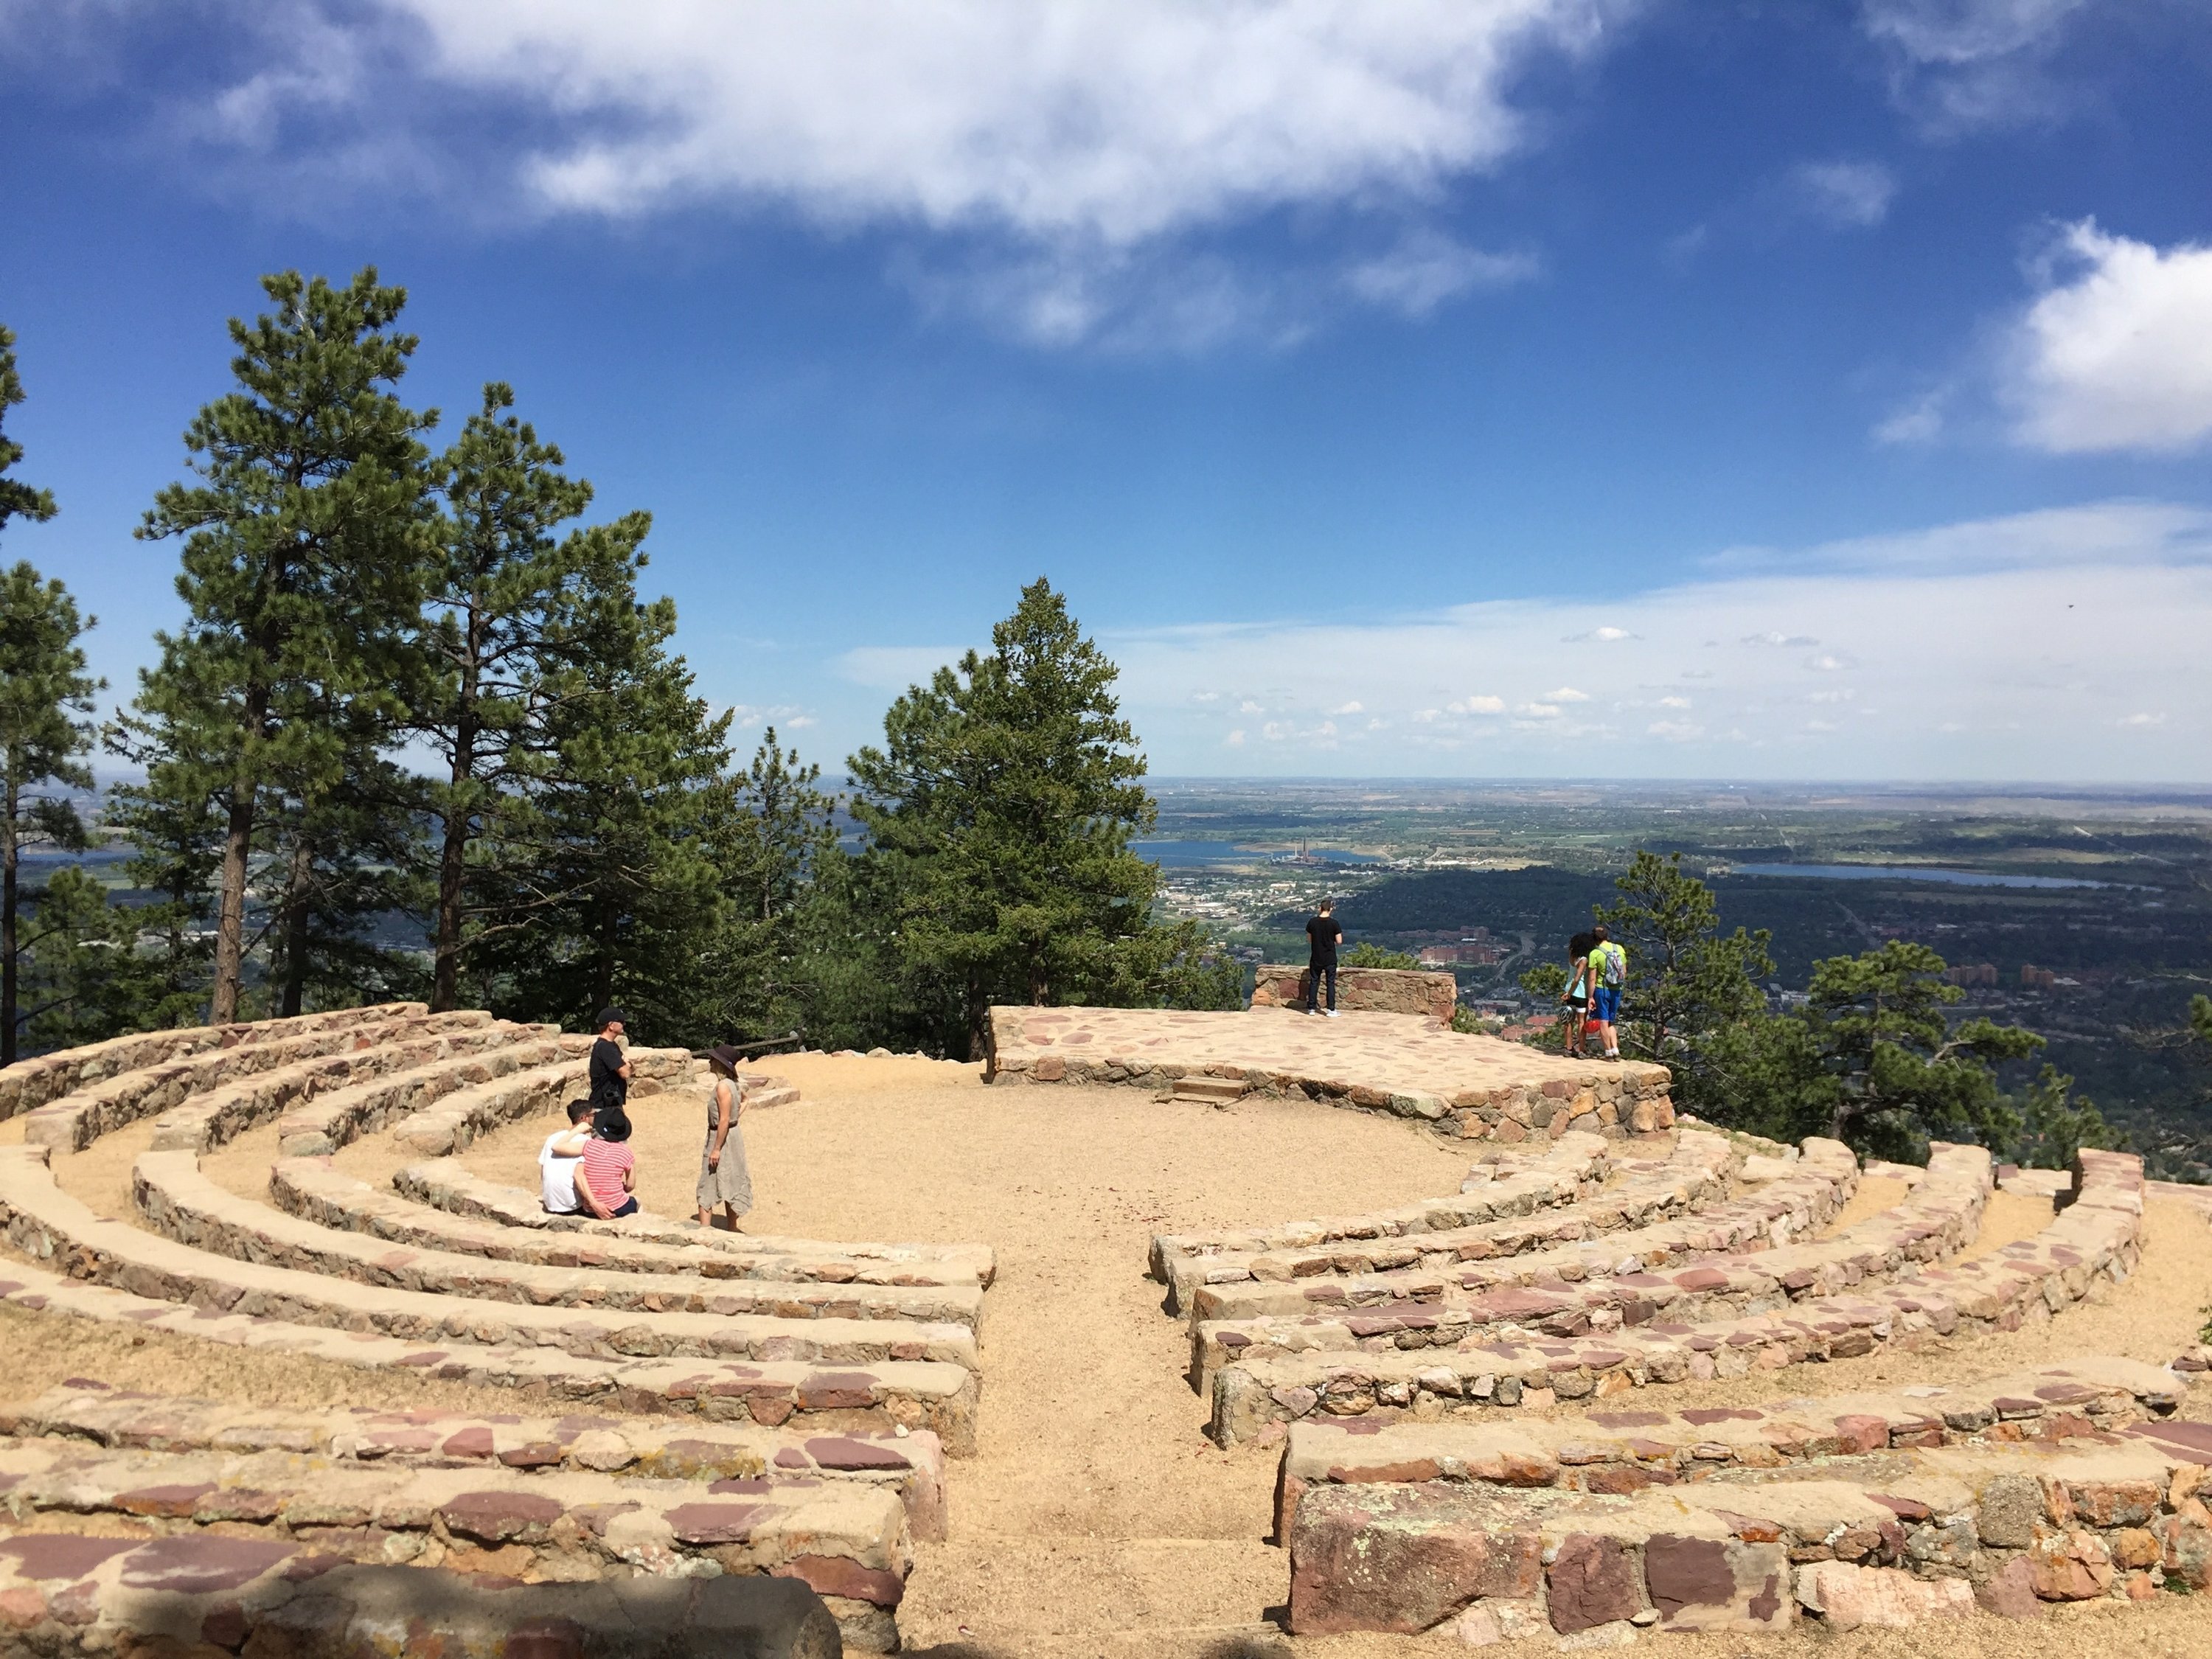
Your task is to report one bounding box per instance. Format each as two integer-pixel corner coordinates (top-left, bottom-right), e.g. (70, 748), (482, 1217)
(987, 1005), (1672, 1143)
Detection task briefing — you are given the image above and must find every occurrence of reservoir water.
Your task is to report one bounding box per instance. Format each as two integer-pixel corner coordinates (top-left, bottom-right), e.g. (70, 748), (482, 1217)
(1722, 863), (2108, 890)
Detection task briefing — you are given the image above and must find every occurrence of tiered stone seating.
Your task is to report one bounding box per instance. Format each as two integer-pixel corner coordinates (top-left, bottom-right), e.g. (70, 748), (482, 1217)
(394, 1156), (998, 1286)
(1189, 1139), (1971, 1389)
(0, 1002), (411, 1122)
(4, 1144), (978, 1367)
(274, 1155), (996, 1293)
(1150, 1131), (1615, 1315)
(0, 1147), (981, 1450)
(0, 1534), (842, 1658)
(987, 1003), (1678, 1144)
(384, 1047), (695, 1157)
(136, 1150), (984, 1329)
(1272, 1354), (2185, 1536)
(1286, 1400), (2212, 1635)
(1209, 1149), (2146, 1444)
(1158, 1130), (1748, 1320)
(1, 1378), (950, 1542)
(145, 1018), (562, 1152)
(0, 1256), (978, 1450)
(271, 1032), (588, 1155)
(0, 1429), (912, 1648)
(11, 1007), (502, 1152)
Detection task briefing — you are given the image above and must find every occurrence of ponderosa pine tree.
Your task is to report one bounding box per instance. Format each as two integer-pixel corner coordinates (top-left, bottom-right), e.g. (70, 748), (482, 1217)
(698, 727), (839, 1037)
(847, 578), (1232, 1060)
(95, 742), (222, 1029)
(1594, 850), (1775, 1114)
(0, 326), (58, 538)
(130, 270), (436, 1022)
(0, 563), (103, 1063)
(473, 551), (733, 1043)
(418, 384), (628, 1011)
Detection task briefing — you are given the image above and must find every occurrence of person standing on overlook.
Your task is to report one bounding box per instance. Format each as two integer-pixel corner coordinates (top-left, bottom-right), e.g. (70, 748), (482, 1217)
(1588, 925), (1627, 1061)
(1305, 899), (1344, 1018)
(588, 1007), (631, 1117)
(695, 1045), (756, 1231)
(1562, 931), (1596, 1057)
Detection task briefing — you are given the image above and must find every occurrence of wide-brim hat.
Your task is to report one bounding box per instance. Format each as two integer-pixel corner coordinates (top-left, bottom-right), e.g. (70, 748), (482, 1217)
(700, 1043), (745, 1072)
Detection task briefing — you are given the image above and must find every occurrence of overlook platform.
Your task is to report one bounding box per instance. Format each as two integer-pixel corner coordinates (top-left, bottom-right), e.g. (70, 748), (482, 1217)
(985, 1004), (1673, 1143)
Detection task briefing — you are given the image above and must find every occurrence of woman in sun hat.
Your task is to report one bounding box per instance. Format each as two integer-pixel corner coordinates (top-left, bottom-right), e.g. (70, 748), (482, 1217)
(695, 1044), (756, 1230)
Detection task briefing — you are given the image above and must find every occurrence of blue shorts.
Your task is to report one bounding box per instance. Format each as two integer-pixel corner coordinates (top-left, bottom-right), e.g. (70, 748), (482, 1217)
(1590, 987), (1620, 1023)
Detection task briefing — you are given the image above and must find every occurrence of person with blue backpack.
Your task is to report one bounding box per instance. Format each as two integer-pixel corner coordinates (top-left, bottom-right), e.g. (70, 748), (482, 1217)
(1587, 923), (1627, 1060)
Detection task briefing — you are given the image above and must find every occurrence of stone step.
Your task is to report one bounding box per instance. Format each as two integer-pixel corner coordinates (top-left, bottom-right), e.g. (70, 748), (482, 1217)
(0, 1432), (911, 1650)
(397, 1157), (997, 1287)
(145, 1020), (559, 1152)
(0, 1146), (978, 1373)
(1189, 1141), (1967, 1389)
(385, 1048), (697, 1158)
(0, 1258), (980, 1453)
(139, 1150), (984, 1332)
(1149, 1130), (1618, 1314)
(0, 1531), (842, 1658)
(1272, 1354), (2185, 1539)
(272, 1034), (589, 1157)
(1208, 1150), (2146, 1444)
(0, 1002), (419, 1124)
(13, 1009), (500, 1153)
(1286, 1411), (2212, 1636)
(1169, 1076), (1248, 1104)
(273, 1156), (993, 1306)
(1, 1377), (950, 1541)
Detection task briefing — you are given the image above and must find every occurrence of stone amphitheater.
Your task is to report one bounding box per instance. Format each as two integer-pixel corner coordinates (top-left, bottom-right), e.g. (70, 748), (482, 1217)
(0, 979), (2208, 1658)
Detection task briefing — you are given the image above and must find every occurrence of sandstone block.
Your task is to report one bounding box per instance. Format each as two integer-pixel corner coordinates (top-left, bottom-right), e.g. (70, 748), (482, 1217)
(1796, 1561), (1973, 1629)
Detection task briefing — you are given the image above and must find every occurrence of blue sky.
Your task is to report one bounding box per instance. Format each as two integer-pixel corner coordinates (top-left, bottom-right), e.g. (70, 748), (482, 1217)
(3, 0), (2209, 782)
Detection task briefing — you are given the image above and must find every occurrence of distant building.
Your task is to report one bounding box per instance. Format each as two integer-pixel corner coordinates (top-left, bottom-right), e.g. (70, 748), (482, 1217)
(2020, 964), (2057, 990)
(1944, 963), (1997, 987)
(1419, 943), (1503, 966)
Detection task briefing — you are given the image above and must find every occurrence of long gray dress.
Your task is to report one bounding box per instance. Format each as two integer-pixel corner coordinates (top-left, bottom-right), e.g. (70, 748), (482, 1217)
(695, 1077), (754, 1217)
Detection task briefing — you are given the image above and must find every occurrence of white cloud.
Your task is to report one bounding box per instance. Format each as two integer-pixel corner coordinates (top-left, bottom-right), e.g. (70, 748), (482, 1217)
(1806, 653), (1856, 672)
(1097, 499), (2212, 779)
(1742, 632), (1818, 647)
(392, 1), (1627, 243)
(1543, 686), (1592, 702)
(1450, 694), (1507, 715)
(2116, 712), (2165, 728)
(835, 644), (966, 688)
(1657, 695), (1691, 709)
(1343, 232), (1539, 317)
(1224, 728), (1246, 747)
(1860, 0), (2088, 131)
(1239, 698), (1265, 714)
(2003, 220), (2212, 455)
(1874, 389), (1949, 445)
(1791, 160), (1896, 229)
(1332, 700), (1366, 715)
(1565, 625), (1638, 641)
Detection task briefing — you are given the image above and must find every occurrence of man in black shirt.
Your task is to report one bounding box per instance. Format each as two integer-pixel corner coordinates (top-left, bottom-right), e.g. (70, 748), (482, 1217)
(1305, 900), (1344, 1018)
(589, 1006), (632, 1116)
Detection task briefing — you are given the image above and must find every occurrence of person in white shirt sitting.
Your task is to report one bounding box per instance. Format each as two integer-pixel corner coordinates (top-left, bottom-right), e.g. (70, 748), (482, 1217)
(538, 1099), (595, 1215)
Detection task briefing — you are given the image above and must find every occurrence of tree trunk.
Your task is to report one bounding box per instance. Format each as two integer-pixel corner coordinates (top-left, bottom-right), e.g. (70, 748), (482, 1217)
(431, 646), (481, 1014)
(965, 973), (990, 1067)
(1, 784), (18, 1068)
(210, 778), (255, 1025)
(278, 832), (315, 1018)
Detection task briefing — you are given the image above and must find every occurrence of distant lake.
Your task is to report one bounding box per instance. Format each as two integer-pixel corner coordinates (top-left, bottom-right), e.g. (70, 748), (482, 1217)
(1723, 863), (2109, 890)
(1135, 841), (1382, 868)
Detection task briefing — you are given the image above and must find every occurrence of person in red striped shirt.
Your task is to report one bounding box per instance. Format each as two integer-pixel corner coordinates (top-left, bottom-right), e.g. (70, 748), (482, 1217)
(580, 1108), (639, 1219)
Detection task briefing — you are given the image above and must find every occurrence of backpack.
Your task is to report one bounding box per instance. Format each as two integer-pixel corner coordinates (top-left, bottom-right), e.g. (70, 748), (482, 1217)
(1595, 941), (1627, 988)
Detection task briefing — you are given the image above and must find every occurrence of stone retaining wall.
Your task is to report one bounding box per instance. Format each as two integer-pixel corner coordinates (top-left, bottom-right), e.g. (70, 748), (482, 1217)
(0, 1534), (843, 1658)
(1287, 1420), (2212, 1637)
(0, 1431), (912, 1649)
(388, 1046), (695, 1158)
(3, 1379), (950, 1543)
(1209, 1149), (2146, 1444)
(1250, 964), (1457, 1020)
